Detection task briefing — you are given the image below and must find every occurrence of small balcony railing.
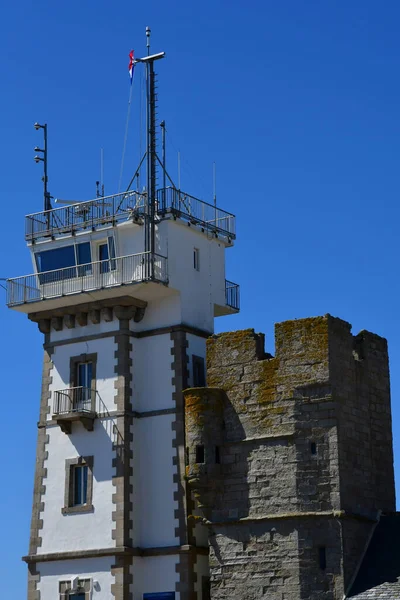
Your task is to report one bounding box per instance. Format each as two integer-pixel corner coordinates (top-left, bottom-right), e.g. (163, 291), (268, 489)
(6, 251), (168, 307)
(25, 190), (146, 242)
(53, 387), (97, 433)
(157, 187), (236, 240)
(54, 387), (95, 415)
(225, 280), (240, 311)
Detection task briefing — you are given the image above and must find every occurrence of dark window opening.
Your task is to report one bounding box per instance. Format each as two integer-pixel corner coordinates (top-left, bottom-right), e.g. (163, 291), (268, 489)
(195, 445), (205, 464)
(72, 464), (88, 506)
(192, 355), (206, 387)
(185, 447), (190, 466)
(311, 441), (317, 455)
(215, 446), (220, 464)
(319, 547), (327, 570)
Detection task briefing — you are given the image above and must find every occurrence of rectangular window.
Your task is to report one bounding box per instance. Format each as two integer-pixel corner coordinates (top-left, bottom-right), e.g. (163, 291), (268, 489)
(108, 235), (117, 270)
(193, 247), (200, 271)
(76, 361), (92, 407)
(99, 242), (109, 273)
(196, 445), (205, 464)
(63, 456), (94, 515)
(35, 245), (76, 283)
(35, 243), (92, 282)
(310, 441), (317, 455)
(73, 464), (88, 506)
(192, 355), (206, 387)
(143, 594), (175, 599)
(215, 446), (220, 464)
(69, 594), (85, 600)
(319, 547), (327, 570)
(76, 242), (92, 276)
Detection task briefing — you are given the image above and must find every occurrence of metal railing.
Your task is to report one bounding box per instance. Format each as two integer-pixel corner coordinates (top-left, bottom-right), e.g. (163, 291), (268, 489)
(6, 251), (168, 307)
(54, 387), (96, 415)
(25, 191), (146, 242)
(157, 187), (236, 240)
(225, 280), (240, 311)
(25, 187), (236, 243)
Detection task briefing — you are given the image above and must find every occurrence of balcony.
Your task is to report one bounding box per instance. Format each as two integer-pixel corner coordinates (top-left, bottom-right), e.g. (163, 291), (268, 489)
(25, 187), (236, 243)
(225, 280), (240, 311)
(53, 387), (96, 433)
(6, 251), (168, 309)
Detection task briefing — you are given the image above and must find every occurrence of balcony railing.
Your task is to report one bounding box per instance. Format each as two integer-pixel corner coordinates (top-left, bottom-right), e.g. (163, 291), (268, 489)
(54, 387), (95, 415)
(157, 187), (236, 240)
(25, 187), (236, 243)
(225, 280), (240, 311)
(25, 190), (146, 242)
(6, 251), (168, 307)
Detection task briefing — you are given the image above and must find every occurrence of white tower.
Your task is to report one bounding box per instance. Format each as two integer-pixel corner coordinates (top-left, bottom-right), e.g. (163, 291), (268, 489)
(7, 36), (238, 600)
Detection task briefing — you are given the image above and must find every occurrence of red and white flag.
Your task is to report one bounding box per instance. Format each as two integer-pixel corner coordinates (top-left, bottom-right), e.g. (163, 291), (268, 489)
(128, 50), (135, 84)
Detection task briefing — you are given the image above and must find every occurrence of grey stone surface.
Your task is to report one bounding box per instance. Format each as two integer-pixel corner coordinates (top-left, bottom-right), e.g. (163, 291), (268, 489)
(184, 316), (395, 600)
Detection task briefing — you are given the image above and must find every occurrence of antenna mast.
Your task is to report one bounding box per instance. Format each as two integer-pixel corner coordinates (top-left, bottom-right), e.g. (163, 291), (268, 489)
(34, 122), (51, 212)
(135, 28), (165, 266)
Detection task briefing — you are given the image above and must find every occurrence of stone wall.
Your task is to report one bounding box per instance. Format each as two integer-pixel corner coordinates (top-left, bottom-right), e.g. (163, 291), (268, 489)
(183, 315), (395, 600)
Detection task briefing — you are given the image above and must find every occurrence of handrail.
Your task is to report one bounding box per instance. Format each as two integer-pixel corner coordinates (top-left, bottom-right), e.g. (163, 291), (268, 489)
(54, 387), (96, 415)
(225, 279), (240, 311)
(7, 251), (168, 307)
(25, 186), (236, 242)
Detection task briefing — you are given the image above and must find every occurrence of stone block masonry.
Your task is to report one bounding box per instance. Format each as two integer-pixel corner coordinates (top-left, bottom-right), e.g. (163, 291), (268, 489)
(184, 315), (395, 600)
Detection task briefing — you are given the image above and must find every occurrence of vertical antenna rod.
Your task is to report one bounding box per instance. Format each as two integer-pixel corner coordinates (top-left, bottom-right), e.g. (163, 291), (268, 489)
(161, 120), (166, 211)
(136, 29), (165, 266)
(34, 122), (51, 212)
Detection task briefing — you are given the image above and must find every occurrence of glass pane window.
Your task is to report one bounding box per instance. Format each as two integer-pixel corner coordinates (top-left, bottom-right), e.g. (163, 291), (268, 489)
(35, 245), (76, 283)
(73, 465), (88, 506)
(76, 242), (92, 276)
(70, 593), (85, 600)
(76, 362), (92, 405)
(99, 243), (110, 273)
(108, 236), (116, 270)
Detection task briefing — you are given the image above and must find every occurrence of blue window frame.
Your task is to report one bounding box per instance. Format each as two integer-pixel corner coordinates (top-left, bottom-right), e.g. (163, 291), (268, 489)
(69, 594), (85, 600)
(35, 242), (92, 282)
(76, 242), (92, 276)
(73, 465), (88, 506)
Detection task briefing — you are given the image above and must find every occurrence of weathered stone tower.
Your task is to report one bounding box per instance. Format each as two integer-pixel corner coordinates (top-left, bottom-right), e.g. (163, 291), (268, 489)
(184, 316), (395, 600)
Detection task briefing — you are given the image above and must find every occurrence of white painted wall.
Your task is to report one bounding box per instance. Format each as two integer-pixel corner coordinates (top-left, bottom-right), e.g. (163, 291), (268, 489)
(49, 337), (117, 414)
(40, 420), (115, 553)
(132, 294), (182, 332)
(132, 335), (174, 412)
(131, 414), (178, 548)
(132, 555), (179, 600)
(37, 557), (114, 600)
(117, 222), (144, 257)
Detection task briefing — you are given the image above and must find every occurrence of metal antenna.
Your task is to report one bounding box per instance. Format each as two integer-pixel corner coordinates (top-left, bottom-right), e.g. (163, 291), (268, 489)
(178, 151), (181, 190)
(146, 26), (151, 55)
(135, 27), (165, 267)
(34, 122), (51, 212)
(161, 120), (166, 210)
(213, 162), (217, 206)
(100, 148), (105, 197)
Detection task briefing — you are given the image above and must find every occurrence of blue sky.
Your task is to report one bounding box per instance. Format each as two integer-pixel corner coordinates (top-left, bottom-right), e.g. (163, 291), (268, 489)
(1, 0), (400, 594)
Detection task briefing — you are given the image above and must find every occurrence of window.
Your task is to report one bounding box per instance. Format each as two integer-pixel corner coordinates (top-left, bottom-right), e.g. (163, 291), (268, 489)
(70, 353), (97, 411)
(76, 361), (93, 406)
(98, 236), (117, 273)
(311, 441), (317, 455)
(73, 464), (88, 506)
(215, 446), (220, 464)
(193, 247), (200, 271)
(59, 579), (91, 599)
(192, 355), (205, 387)
(35, 242), (92, 282)
(62, 456), (94, 515)
(196, 445), (205, 464)
(143, 593), (175, 599)
(69, 592), (85, 599)
(319, 547), (327, 570)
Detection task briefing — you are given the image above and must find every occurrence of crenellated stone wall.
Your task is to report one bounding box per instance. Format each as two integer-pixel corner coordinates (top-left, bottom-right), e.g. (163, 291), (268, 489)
(184, 315), (395, 600)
